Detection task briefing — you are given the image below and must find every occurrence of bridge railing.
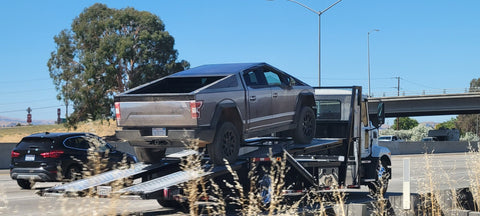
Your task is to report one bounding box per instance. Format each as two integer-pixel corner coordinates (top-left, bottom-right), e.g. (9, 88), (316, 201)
(374, 87), (480, 97)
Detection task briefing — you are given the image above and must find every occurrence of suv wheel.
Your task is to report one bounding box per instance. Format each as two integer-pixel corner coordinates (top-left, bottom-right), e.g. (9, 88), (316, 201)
(293, 106), (316, 144)
(134, 147), (166, 164)
(208, 122), (240, 165)
(17, 179), (35, 189)
(66, 165), (83, 181)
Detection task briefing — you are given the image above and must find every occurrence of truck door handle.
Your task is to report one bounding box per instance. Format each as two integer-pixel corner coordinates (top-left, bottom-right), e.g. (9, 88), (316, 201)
(272, 93), (278, 98)
(250, 96), (256, 101)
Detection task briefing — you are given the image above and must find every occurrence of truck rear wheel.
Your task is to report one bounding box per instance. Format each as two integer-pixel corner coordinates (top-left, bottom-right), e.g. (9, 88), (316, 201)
(293, 106), (316, 144)
(134, 147), (166, 164)
(207, 122), (240, 165)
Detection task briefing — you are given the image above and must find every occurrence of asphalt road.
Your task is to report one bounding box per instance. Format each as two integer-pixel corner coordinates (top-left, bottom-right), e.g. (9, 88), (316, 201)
(0, 153), (474, 215)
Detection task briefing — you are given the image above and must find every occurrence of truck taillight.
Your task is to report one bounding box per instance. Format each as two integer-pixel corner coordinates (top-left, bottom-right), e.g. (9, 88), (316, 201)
(115, 102), (121, 123)
(190, 101), (203, 118)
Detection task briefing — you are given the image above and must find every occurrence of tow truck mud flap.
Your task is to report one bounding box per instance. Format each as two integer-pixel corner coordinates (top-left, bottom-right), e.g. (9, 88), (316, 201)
(40, 162), (168, 196)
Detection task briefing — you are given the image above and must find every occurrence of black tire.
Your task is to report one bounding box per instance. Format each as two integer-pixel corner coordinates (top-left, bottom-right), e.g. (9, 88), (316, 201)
(134, 147), (166, 164)
(207, 122), (240, 165)
(157, 199), (188, 212)
(257, 173), (272, 210)
(293, 106), (316, 144)
(368, 159), (390, 197)
(65, 165), (83, 181)
(17, 179), (35, 189)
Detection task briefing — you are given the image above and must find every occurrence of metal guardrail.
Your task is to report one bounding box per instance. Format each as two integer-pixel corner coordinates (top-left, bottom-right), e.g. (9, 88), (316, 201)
(373, 87), (480, 97)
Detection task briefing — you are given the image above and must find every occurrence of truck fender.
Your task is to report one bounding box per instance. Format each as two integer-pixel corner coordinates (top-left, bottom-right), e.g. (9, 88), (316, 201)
(210, 100), (243, 133)
(293, 92), (316, 123)
(371, 145), (391, 160)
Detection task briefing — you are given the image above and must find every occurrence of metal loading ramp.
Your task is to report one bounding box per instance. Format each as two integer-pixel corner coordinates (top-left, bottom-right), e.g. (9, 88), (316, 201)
(115, 160), (247, 197)
(41, 162), (164, 195)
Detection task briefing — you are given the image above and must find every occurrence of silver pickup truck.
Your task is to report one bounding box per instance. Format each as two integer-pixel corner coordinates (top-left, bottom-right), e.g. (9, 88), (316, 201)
(114, 63), (316, 165)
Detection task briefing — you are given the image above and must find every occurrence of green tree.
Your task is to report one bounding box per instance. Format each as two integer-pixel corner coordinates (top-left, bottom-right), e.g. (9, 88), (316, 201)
(392, 117), (419, 130)
(455, 78), (480, 136)
(48, 3), (189, 125)
(435, 117), (457, 130)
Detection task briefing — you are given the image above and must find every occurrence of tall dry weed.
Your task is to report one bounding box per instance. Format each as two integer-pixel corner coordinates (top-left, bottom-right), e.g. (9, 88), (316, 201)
(466, 142), (480, 211)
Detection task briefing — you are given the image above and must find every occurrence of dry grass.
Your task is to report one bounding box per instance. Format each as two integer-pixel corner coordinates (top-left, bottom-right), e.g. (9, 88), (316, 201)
(0, 119), (117, 143)
(467, 142), (480, 211)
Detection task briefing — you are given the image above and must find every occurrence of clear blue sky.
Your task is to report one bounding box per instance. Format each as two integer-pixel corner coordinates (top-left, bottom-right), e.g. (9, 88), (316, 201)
(1, 0), (478, 124)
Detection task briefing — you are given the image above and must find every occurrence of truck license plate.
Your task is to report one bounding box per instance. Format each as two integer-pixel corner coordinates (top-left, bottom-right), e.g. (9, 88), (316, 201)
(25, 155), (35, 161)
(152, 128), (166, 136)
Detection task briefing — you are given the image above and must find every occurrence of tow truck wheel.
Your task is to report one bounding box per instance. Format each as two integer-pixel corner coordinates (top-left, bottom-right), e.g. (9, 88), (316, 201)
(293, 106), (316, 144)
(134, 147), (166, 164)
(208, 122), (240, 165)
(368, 159), (390, 197)
(257, 173), (272, 209)
(157, 199), (188, 212)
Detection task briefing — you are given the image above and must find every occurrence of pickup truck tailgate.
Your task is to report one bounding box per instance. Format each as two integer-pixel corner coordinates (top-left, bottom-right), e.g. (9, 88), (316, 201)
(115, 100), (198, 127)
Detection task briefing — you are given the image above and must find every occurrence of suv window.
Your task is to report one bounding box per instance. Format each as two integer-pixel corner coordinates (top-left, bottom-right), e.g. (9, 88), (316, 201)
(64, 137), (90, 150)
(16, 137), (54, 149)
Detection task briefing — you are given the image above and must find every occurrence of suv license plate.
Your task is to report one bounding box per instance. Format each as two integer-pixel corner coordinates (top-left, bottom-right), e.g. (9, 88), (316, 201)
(25, 155), (35, 161)
(152, 128), (166, 136)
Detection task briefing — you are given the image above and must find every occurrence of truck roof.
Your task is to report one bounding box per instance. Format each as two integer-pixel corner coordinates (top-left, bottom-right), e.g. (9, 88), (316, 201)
(170, 62), (269, 77)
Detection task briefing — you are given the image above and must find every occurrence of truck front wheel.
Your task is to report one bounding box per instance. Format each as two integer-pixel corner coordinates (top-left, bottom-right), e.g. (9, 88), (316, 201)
(134, 147), (166, 164)
(207, 122), (240, 165)
(368, 158), (390, 197)
(293, 106), (316, 144)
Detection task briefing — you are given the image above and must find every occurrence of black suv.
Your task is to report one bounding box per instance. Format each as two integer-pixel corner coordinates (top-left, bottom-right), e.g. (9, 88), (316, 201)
(10, 132), (137, 189)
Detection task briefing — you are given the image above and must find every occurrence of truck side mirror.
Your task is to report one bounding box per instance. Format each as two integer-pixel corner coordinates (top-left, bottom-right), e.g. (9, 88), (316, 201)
(377, 103), (385, 126)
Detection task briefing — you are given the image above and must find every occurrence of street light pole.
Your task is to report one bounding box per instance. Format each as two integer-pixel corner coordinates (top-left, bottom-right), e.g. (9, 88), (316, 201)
(367, 29), (379, 97)
(286, 0), (342, 86)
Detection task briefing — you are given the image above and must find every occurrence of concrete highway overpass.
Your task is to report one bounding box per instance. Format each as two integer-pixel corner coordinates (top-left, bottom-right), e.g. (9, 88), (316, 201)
(367, 92), (480, 117)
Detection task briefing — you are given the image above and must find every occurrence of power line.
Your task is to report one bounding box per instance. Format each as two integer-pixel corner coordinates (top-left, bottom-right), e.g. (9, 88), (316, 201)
(400, 77), (435, 89)
(0, 97), (59, 106)
(0, 78), (51, 84)
(0, 105), (62, 114)
(0, 88), (56, 95)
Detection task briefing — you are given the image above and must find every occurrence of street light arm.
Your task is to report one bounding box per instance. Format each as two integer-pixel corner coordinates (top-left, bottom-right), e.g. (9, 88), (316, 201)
(320, 0), (342, 14)
(287, 0), (320, 15)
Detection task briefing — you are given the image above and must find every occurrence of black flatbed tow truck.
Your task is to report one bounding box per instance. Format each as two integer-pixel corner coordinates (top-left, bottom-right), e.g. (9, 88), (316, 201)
(39, 86), (392, 211)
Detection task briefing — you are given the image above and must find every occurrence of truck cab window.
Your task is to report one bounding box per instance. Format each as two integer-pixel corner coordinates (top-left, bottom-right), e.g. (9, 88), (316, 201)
(264, 71), (282, 86)
(316, 100), (341, 120)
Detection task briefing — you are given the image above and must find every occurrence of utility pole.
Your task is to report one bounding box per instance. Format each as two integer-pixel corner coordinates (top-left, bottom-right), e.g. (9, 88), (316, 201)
(285, 0), (342, 86)
(396, 77), (400, 130)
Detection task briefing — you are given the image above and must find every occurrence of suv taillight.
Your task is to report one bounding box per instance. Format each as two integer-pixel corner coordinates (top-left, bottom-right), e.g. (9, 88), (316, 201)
(41, 150), (64, 158)
(11, 151), (20, 158)
(115, 102), (121, 123)
(190, 101), (203, 119)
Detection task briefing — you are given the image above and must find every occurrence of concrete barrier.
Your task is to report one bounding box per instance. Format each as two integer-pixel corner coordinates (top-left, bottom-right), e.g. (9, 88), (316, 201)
(379, 141), (478, 155)
(0, 143), (17, 169)
(2, 140), (479, 169)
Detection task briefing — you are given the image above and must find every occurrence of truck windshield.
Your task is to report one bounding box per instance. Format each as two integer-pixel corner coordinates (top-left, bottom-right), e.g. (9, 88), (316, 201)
(128, 76), (226, 94)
